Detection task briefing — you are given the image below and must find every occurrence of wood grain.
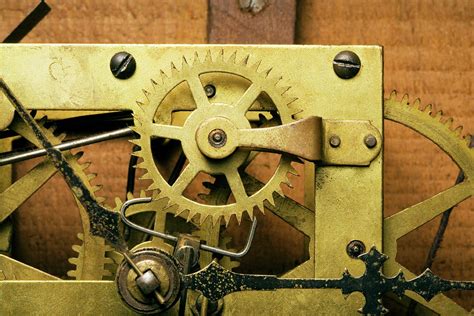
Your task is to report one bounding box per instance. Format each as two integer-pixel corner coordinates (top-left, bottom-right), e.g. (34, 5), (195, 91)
(208, 0), (296, 44)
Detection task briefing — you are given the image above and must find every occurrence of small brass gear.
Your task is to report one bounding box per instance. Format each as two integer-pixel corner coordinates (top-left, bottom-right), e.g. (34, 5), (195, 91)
(132, 50), (301, 225)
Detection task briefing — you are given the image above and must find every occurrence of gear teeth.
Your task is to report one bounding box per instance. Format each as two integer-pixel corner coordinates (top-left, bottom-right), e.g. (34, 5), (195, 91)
(241, 54), (250, 66)
(199, 214), (210, 226)
(56, 132), (67, 142)
(160, 69), (168, 82)
(266, 194), (276, 206)
(412, 98), (421, 109)
(74, 151), (84, 160)
(234, 212), (243, 225)
(228, 51), (237, 64)
(215, 215), (224, 227)
(217, 49), (225, 62)
(250, 60), (262, 72)
(87, 173), (97, 181)
(434, 110), (443, 121)
(453, 126), (463, 137)
(142, 89), (151, 101)
(186, 210), (196, 222)
(150, 79), (158, 89)
(170, 62), (179, 76)
(465, 134), (473, 147)
(193, 51), (200, 65)
(146, 182), (161, 191)
(81, 162), (91, 170)
(288, 165), (299, 176)
(263, 67), (273, 78)
(96, 196), (106, 203)
(443, 117), (454, 129)
(246, 208), (254, 220)
(129, 138), (141, 147)
(181, 56), (189, 69)
(204, 50), (213, 63)
(401, 94), (409, 106)
(280, 85), (291, 96)
(91, 184), (102, 192)
(272, 76), (283, 86)
(256, 201), (265, 213)
(139, 171), (153, 180)
(422, 104), (433, 114)
(275, 187), (285, 197)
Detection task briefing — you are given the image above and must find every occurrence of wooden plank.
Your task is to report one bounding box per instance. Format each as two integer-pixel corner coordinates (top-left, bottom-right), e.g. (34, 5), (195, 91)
(208, 0), (296, 44)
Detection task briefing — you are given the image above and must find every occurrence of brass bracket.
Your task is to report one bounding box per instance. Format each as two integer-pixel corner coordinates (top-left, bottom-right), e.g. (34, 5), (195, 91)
(321, 119), (382, 166)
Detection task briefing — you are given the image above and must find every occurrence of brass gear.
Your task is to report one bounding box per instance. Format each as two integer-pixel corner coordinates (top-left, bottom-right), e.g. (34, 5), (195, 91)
(5, 116), (112, 280)
(383, 91), (473, 313)
(132, 50), (301, 225)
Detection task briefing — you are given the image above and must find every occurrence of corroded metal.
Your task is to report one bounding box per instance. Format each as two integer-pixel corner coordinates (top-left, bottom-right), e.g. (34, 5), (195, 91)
(185, 247), (474, 315)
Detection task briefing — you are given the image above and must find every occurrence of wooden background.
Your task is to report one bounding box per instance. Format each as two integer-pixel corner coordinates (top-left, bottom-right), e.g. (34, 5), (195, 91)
(1, 0), (472, 310)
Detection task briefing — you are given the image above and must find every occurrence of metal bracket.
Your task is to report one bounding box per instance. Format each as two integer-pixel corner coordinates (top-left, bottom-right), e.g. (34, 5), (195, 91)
(322, 119), (382, 166)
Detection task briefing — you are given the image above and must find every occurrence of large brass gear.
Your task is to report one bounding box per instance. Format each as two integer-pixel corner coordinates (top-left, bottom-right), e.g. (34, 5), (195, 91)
(132, 50), (301, 225)
(383, 91), (473, 313)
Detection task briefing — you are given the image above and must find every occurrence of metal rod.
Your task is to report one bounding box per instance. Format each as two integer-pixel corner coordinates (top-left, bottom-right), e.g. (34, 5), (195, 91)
(120, 197), (257, 259)
(0, 127), (133, 166)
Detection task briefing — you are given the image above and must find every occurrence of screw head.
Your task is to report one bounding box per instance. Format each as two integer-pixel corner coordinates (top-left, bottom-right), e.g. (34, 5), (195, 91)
(333, 51), (361, 79)
(208, 129), (227, 148)
(329, 135), (341, 148)
(110, 51), (136, 79)
(204, 84), (216, 98)
(346, 240), (366, 259)
(364, 134), (377, 148)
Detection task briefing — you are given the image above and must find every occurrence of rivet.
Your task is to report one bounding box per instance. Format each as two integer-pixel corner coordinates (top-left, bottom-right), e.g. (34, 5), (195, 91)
(204, 84), (216, 98)
(329, 135), (341, 148)
(364, 134), (377, 148)
(208, 129), (227, 148)
(346, 240), (366, 259)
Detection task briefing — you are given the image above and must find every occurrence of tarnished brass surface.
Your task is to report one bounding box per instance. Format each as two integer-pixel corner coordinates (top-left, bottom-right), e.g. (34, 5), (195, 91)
(322, 119), (382, 165)
(0, 44), (471, 315)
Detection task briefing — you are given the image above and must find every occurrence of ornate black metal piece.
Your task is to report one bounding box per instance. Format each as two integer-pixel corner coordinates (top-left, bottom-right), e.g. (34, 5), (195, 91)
(184, 246), (474, 315)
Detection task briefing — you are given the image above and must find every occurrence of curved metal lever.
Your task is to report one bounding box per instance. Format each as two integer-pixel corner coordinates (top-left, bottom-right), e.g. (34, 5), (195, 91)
(120, 197), (257, 258)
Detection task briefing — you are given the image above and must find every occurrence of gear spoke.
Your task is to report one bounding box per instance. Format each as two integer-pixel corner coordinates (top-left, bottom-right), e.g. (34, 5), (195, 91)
(384, 180), (472, 241)
(0, 159), (57, 221)
(235, 83), (261, 113)
(187, 75), (210, 108)
(150, 123), (183, 141)
(225, 169), (248, 203)
(172, 163), (199, 194)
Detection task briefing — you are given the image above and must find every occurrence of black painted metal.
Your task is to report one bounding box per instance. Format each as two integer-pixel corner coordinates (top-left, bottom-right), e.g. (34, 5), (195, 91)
(184, 247), (474, 315)
(3, 1), (51, 43)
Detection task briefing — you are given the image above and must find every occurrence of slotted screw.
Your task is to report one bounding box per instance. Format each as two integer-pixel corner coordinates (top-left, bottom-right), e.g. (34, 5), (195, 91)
(333, 51), (361, 79)
(110, 52), (136, 79)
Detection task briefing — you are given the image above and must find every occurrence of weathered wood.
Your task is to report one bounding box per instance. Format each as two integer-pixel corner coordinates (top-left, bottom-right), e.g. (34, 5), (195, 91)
(208, 0), (296, 44)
